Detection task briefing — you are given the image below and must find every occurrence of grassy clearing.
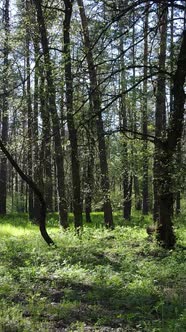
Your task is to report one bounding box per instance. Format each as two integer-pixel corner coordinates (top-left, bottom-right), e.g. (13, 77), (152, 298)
(0, 212), (185, 331)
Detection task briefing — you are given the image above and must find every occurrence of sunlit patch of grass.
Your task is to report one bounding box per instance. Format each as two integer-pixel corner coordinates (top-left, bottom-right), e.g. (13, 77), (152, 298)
(0, 211), (186, 331)
(0, 224), (36, 237)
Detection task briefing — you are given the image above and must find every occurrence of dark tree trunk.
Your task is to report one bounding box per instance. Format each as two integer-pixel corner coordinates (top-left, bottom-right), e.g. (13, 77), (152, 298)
(153, 2), (168, 222)
(175, 141), (181, 215)
(157, 148), (175, 248)
(123, 173), (132, 220)
(0, 0), (9, 215)
(32, 31), (50, 219)
(157, 30), (186, 248)
(142, 1), (149, 215)
(132, 10), (141, 213)
(85, 145), (94, 223)
(39, 71), (53, 212)
(63, 0), (83, 229)
(133, 175), (141, 211)
(77, 0), (114, 228)
(25, 2), (34, 220)
(117, 0), (132, 220)
(33, 0), (68, 228)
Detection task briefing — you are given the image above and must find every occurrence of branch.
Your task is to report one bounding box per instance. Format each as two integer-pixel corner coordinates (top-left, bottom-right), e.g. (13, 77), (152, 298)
(104, 126), (160, 144)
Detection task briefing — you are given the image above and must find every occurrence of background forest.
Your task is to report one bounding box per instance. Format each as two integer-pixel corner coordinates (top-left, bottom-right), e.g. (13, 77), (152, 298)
(0, 0), (186, 247)
(0, 0), (186, 331)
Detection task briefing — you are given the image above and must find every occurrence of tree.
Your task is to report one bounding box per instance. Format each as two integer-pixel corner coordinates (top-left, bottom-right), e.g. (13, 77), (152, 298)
(0, 0), (9, 215)
(63, 0), (83, 229)
(153, 1), (168, 222)
(77, 0), (114, 228)
(142, 1), (149, 215)
(157, 30), (186, 248)
(25, 0), (34, 220)
(33, 0), (68, 228)
(0, 0), (185, 249)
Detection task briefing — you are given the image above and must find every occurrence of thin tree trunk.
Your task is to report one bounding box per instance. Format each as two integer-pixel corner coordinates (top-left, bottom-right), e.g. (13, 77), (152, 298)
(26, 0), (34, 220)
(0, 0), (9, 215)
(63, 0), (83, 229)
(32, 33), (45, 220)
(39, 71), (53, 212)
(118, 0), (131, 220)
(77, 0), (113, 228)
(33, 0), (68, 228)
(85, 140), (94, 223)
(175, 141), (181, 215)
(142, 1), (149, 215)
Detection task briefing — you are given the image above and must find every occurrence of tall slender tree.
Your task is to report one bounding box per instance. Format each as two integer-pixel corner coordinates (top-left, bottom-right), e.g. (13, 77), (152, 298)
(0, 0), (10, 215)
(153, 1), (168, 222)
(63, 0), (83, 229)
(25, 0), (34, 220)
(77, 0), (114, 228)
(33, 0), (68, 228)
(142, 1), (149, 215)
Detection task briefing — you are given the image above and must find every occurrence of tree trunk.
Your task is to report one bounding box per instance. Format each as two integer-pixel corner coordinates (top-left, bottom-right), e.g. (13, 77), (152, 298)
(175, 141), (181, 215)
(33, 0), (68, 228)
(39, 71), (53, 212)
(77, 0), (113, 228)
(142, 1), (149, 215)
(132, 10), (141, 212)
(118, 0), (131, 220)
(25, 1), (34, 220)
(32, 30), (49, 219)
(153, 1), (168, 222)
(0, 0), (9, 215)
(63, 0), (83, 229)
(157, 30), (186, 248)
(85, 141), (94, 223)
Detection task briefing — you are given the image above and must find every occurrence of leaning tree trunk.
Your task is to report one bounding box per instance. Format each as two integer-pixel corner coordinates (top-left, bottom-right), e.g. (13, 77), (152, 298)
(63, 0), (83, 229)
(33, 0), (68, 228)
(157, 30), (186, 249)
(0, 139), (54, 246)
(77, 0), (114, 228)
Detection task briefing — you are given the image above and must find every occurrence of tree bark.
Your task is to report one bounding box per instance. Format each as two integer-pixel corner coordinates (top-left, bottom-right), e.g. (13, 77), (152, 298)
(142, 1), (149, 215)
(63, 0), (83, 229)
(0, 0), (9, 215)
(153, 1), (168, 222)
(118, 0), (132, 220)
(33, 0), (68, 228)
(26, 0), (34, 220)
(157, 30), (186, 248)
(77, 0), (114, 228)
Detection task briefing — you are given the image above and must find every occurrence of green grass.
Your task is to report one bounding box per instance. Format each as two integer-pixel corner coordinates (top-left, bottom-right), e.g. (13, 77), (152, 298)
(0, 212), (185, 331)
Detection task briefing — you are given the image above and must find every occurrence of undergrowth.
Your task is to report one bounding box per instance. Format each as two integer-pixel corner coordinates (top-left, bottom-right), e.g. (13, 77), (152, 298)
(0, 212), (185, 331)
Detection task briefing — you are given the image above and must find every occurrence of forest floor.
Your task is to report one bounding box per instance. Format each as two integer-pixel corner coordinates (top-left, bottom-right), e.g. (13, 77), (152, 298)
(0, 212), (185, 332)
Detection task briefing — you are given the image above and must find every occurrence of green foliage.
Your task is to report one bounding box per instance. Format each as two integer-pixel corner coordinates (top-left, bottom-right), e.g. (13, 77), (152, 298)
(0, 212), (185, 331)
